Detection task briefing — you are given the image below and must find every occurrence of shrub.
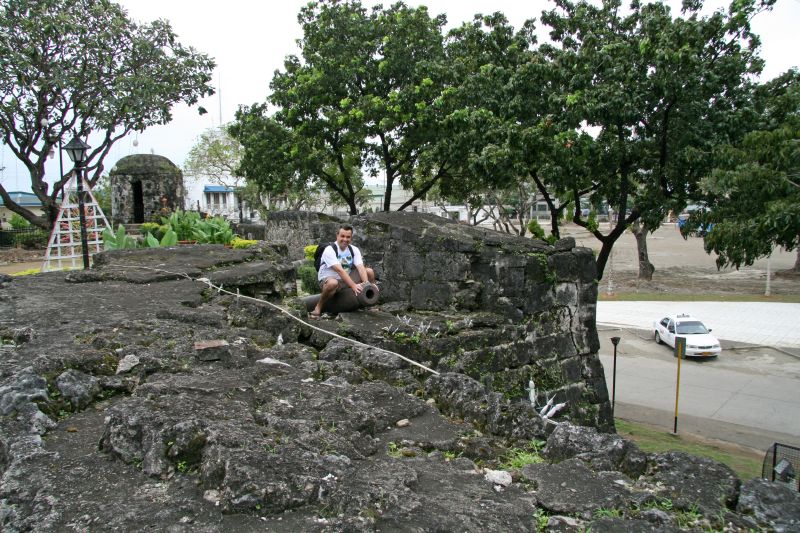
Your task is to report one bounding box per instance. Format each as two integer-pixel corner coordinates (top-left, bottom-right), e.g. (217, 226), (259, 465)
(139, 222), (162, 238)
(144, 229), (178, 248)
(304, 244), (318, 262)
(527, 218), (545, 240)
(587, 210), (599, 232)
(298, 264), (319, 294)
(9, 213), (30, 229)
(12, 229), (48, 248)
(192, 216), (234, 244)
(102, 225), (138, 250)
(230, 238), (258, 249)
(161, 210), (202, 241)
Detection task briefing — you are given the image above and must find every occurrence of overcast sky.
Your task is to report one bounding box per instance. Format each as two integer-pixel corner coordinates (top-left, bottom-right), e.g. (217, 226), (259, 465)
(2, 0), (798, 192)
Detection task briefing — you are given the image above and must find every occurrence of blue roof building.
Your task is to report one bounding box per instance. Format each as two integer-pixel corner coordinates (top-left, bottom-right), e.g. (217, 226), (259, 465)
(0, 191), (44, 207)
(1, 191), (55, 229)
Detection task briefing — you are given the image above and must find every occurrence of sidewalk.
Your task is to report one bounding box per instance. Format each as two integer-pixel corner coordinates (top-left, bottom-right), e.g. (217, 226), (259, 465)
(597, 301), (800, 349)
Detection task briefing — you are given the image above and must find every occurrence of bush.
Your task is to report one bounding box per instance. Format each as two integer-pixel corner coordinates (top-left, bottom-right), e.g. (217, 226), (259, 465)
(9, 213), (30, 229)
(192, 216), (234, 244)
(139, 222), (162, 238)
(12, 229), (48, 248)
(298, 264), (319, 294)
(102, 225), (138, 250)
(230, 238), (258, 249)
(527, 218), (545, 240)
(161, 210), (202, 241)
(304, 244), (318, 262)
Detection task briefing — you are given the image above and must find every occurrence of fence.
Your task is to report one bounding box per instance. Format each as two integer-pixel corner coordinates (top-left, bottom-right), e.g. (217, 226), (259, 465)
(0, 228), (49, 249)
(762, 442), (799, 491)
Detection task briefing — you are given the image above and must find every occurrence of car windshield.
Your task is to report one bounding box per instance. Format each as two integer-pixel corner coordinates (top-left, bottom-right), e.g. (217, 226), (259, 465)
(676, 321), (708, 334)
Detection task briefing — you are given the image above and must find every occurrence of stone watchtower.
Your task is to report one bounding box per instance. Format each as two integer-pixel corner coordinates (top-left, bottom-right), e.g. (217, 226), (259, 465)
(109, 154), (185, 226)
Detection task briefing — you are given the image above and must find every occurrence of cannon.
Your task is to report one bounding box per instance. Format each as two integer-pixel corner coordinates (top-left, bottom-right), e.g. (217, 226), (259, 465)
(301, 282), (380, 314)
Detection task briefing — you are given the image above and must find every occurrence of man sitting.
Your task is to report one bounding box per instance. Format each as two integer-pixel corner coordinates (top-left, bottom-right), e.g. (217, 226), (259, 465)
(311, 224), (375, 318)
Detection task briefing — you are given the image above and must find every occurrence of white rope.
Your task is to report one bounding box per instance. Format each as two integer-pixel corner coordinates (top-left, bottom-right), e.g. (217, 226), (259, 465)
(102, 264), (440, 375)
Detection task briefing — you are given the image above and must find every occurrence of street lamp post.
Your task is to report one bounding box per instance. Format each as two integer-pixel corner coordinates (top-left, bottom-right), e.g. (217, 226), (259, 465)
(610, 336), (621, 418)
(63, 136), (91, 269)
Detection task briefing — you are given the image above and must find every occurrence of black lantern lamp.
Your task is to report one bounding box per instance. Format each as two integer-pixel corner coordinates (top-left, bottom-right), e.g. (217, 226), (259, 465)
(64, 136), (91, 269)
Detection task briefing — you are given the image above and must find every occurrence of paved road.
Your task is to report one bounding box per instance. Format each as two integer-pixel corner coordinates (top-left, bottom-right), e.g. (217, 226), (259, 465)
(597, 302), (800, 451)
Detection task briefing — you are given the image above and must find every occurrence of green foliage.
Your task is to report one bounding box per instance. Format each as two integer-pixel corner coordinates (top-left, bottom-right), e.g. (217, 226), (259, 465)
(586, 210), (599, 233)
(674, 505), (702, 529)
(192, 216), (234, 244)
(498, 440), (545, 470)
(139, 222), (162, 238)
(144, 229), (178, 248)
(10, 228), (48, 248)
(230, 237), (258, 249)
(593, 508), (623, 519)
(0, 0), (214, 231)
(91, 176), (112, 216)
(230, 0), (452, 214)
(184, 127), (244, 190)
(304, 244), (318, 262)
(161, 210), (201, 241)
(298, 264), (319, 294)
(9, 213), (30, 229)
(533, 508), (549, 532)
(694, 69), (800, 269)
(102, 225), (137, 250)
(527, 218), (545, 240)
(534, 0), (768, 279)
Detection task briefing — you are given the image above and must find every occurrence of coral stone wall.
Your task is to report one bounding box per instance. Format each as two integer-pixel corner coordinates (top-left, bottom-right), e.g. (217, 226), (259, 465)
(241, 211), (610, 429)
(110, 154), (185, 226)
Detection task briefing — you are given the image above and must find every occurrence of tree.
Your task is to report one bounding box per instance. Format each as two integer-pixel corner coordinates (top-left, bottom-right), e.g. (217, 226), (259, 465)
(185, 127), (244, 190)
(185, 127), (267, 220)
(233, 0), (455, 214)
(693, 69), (800, 270)
(228, 104), (326, 212)
(540, 0), (769, 279)
(0, 0), (215, 231)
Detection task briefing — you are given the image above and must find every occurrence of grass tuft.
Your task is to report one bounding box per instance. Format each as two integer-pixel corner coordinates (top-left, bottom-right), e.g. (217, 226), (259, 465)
(615, 419), (762, 480)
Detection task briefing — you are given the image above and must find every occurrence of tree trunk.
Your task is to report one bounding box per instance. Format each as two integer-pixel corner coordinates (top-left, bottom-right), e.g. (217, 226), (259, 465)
(795, 241), (800, 271)
(630, 220), (655, 281)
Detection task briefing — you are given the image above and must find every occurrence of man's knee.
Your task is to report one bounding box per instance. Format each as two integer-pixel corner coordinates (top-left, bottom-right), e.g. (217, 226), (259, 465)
(365, 267), (375, 283)
(321, 278), (339, 294)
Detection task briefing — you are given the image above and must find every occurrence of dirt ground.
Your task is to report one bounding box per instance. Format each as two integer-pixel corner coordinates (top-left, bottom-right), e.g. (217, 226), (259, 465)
(3, 223), (798, 295)
(561, 222), (800, 296)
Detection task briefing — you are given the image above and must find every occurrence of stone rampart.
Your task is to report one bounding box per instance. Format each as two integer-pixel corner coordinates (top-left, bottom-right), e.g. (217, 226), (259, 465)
(250, 211), (608, 429)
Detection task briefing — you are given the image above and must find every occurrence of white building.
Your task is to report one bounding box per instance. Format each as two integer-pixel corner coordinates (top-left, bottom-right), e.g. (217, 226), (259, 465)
(198, 185), (260, 222)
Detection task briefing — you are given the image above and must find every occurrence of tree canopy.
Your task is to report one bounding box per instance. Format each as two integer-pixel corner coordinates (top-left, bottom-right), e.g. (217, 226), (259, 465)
(233, 0), (461, 215)
(234, 0), (787, 280)
(0, 0), (215, 230)
(692, 69), (800, 269)
(537, 0), (769, 278)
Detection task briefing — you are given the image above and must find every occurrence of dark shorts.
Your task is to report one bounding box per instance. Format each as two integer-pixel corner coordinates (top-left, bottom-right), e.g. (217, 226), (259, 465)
(319, 269), (363, 291)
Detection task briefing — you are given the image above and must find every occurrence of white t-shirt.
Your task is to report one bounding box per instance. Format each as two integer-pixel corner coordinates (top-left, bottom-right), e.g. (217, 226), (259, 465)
(317, 243), (363, 281)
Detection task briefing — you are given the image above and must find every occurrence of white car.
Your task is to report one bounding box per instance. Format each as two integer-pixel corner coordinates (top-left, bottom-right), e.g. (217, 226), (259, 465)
(653, 313), (721, 358)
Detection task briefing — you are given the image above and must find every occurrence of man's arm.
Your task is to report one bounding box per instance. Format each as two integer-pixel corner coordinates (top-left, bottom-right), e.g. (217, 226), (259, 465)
(330, 263), (363, 294)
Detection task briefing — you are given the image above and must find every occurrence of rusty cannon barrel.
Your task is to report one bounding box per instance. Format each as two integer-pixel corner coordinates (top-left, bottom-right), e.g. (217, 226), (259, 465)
(301, 282), (380, 314)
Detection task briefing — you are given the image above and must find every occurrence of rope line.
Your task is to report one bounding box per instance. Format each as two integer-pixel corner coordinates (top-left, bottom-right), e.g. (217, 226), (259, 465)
(102, 264), (440, 375)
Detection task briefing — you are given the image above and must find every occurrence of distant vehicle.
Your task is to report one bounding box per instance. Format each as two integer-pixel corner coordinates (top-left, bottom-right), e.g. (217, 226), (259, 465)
(677, 213), (713, 237)
(653, 313), (721, 358)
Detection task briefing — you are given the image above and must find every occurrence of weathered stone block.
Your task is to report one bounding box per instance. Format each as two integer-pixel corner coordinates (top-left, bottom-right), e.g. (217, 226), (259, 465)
(194, 340), (231, 362)
(548, 252), (578, 281)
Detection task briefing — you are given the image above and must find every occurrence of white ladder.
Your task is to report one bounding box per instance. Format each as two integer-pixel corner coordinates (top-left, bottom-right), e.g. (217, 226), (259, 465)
(41, 175), (111, 272)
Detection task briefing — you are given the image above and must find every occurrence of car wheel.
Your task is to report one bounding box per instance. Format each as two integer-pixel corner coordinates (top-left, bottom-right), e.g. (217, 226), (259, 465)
(654, 331), (662, 345)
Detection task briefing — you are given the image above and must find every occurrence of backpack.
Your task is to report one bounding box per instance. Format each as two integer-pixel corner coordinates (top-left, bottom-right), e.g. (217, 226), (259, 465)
(313, 242), (354, 271)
